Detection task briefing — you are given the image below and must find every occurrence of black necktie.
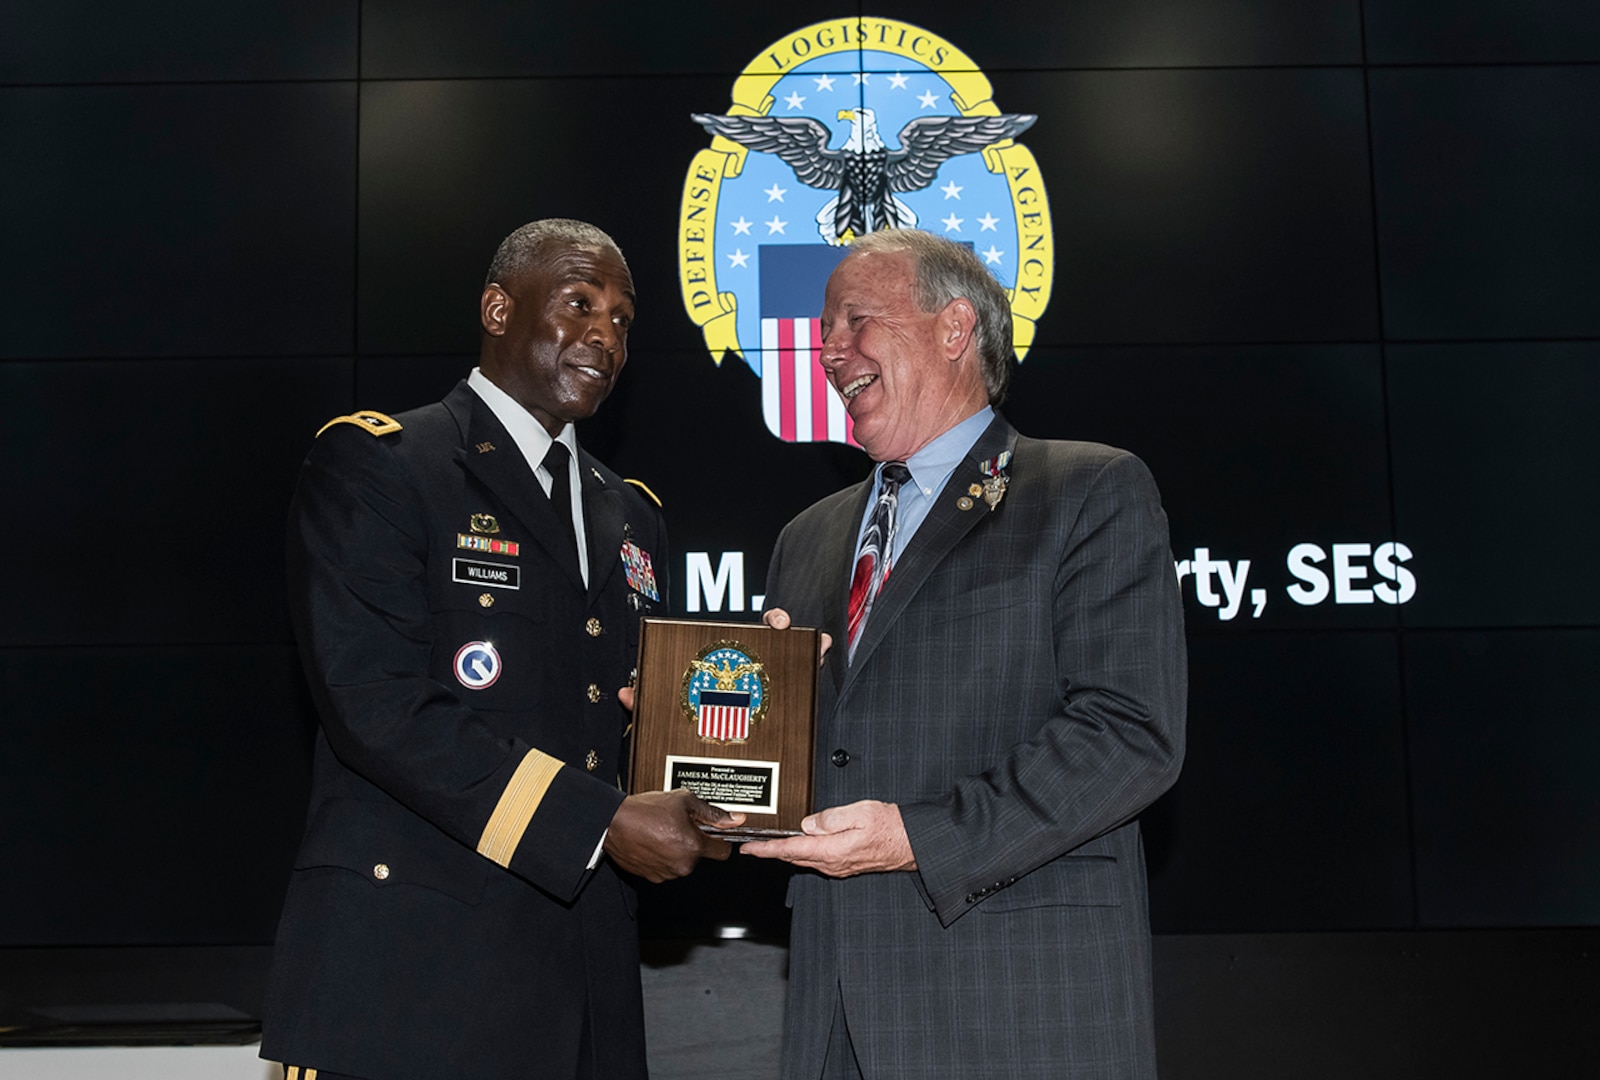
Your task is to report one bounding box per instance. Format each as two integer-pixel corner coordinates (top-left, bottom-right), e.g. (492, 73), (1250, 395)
(542, 441), (580, 571)
(846, 462), (912, 663)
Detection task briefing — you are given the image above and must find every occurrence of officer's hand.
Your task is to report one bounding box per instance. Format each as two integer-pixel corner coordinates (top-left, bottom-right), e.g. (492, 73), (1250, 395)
(605, 789), (744, 883)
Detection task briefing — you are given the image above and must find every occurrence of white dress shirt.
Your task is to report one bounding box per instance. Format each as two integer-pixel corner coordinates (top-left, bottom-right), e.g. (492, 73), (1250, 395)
(468, 367), (590, 586)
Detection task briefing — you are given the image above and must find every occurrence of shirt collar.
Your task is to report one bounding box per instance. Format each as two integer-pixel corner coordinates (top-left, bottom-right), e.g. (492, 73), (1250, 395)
(893, 406), (995, 497)
(467, 367), (579, 472)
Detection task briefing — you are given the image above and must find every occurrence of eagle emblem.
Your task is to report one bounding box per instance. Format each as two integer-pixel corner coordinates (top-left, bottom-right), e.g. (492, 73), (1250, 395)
(691, 107), (1037, 245)
(678, 16), (1055, 448)
(680, 642), (770, 743)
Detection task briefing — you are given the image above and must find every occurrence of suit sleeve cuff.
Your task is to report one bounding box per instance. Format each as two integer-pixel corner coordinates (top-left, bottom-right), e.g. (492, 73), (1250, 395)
(901, 799), (977, 927)
(476, 748), (625, 899)
(477, 748), (564, 866)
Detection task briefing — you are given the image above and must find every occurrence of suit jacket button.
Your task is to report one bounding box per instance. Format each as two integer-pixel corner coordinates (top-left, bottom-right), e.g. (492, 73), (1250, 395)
(373, 863), (390, 881)
(586, 683), (602, 703)
(830, 749), (850, 767)
(585, 617), (602, 637)
(966, 892), (980, 904)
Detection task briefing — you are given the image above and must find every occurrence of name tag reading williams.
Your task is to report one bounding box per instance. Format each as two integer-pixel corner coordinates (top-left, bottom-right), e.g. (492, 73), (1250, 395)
(453, 557), (520, 590)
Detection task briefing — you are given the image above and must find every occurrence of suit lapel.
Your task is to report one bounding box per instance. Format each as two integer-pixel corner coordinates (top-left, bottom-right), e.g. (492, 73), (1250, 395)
(452, 387), (586, 592)
(580, 451), (625, 605)
(839, 416), (1019, 695)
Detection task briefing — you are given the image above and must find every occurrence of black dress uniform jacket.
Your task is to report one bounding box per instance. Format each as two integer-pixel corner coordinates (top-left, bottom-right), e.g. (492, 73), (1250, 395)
(261, 381), (667, 1080)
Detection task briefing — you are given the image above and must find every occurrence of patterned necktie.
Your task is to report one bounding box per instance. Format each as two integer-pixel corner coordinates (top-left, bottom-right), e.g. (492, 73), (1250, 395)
(541, 441), (580, 570)
(846, 462), (912, 663)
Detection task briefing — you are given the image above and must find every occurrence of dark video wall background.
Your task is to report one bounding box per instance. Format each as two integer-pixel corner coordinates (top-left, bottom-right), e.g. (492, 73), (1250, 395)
(2, 1), (1598, 952)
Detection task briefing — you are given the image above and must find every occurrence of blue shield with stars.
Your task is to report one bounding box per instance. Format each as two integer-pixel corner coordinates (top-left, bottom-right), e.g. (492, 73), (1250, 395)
(683, 645), (768, 743)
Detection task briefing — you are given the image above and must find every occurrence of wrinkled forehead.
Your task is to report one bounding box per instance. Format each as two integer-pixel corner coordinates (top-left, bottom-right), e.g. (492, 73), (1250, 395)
(824, 248), (915, 308)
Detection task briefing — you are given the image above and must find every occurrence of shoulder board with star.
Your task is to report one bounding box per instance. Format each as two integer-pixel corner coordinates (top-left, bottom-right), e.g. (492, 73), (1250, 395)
(624, 478), (662, 507)
(315, 410), (402, 438)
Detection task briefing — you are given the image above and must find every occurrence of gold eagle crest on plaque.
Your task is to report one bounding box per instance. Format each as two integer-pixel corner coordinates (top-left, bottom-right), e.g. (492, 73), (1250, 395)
(680, 641), (770, 744)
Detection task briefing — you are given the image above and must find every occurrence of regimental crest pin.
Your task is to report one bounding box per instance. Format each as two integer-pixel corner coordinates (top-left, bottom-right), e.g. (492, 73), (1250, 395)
(680, 642), (769, 744)
(679, 16), (1054, 449)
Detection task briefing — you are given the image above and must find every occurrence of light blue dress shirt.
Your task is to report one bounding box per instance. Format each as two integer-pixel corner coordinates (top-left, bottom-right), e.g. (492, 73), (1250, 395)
(855, 406), (995, 564)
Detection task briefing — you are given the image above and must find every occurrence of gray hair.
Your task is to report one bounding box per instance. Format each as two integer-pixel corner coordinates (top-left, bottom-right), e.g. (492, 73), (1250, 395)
(485, 219), (629, 288)
(849, 229), (1014, 404)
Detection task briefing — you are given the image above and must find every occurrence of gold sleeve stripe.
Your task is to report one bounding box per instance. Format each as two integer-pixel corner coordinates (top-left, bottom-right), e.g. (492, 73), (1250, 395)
(315, 410), (403, 438)
(284, 1068), (317, 1080)
(478, 749), (564, 867)
(623, 478), (662, 506)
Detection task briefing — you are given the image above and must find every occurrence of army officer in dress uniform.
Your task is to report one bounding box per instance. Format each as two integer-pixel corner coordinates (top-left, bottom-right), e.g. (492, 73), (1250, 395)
(260, 219), (740, 1080)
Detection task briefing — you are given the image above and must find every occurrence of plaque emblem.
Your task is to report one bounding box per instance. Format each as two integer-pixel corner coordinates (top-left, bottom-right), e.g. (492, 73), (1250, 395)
(680, 642), (769, 743)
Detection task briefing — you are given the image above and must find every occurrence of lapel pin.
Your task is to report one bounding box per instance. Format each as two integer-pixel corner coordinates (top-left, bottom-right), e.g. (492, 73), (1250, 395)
(978, 450), (1012, 512)
(475, 441), (496, 454)
(957, 496), (975, 511)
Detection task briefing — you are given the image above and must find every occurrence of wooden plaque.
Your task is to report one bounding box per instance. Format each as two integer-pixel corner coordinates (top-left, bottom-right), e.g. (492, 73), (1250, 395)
(629, 618), (819, 840)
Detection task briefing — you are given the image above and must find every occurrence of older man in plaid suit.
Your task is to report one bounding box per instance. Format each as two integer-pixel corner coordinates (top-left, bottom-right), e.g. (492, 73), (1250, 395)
(748, 229), (1187, 1080)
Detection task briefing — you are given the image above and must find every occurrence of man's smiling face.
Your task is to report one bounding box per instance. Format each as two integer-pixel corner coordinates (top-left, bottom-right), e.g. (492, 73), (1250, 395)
(481, 243), (636, 436)
(819, 248), (978, 462)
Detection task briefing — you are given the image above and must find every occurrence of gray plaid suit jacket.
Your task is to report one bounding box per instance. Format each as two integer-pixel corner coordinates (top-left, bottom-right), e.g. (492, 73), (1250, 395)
(765, 414), (1186, 1080)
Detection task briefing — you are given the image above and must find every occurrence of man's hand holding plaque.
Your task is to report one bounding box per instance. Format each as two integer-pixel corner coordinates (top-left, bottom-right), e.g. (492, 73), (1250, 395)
(604, 788), (744, 882)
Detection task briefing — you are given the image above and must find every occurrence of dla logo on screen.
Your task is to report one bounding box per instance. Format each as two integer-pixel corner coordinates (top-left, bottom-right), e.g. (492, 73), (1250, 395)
(678, 16), (1054, 447)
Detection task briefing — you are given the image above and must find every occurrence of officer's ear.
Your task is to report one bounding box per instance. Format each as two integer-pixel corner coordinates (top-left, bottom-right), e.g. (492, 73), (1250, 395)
(481, 284), (513, 337)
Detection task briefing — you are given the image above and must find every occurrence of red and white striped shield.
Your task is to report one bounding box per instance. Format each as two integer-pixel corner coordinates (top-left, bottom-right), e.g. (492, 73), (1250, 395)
(697, 689), (752, 741)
